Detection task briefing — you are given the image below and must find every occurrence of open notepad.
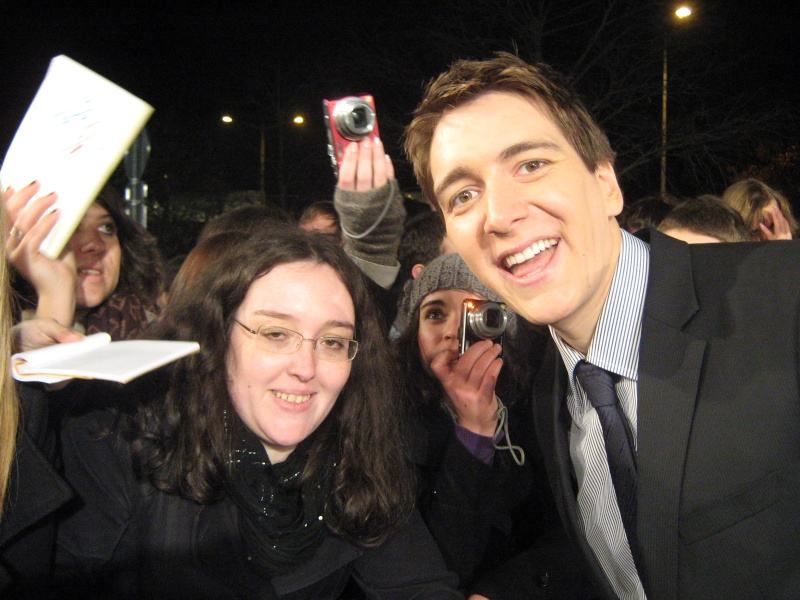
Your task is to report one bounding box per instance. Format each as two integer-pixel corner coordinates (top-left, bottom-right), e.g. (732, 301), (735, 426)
(12, 333), (200, 384)
(0, 55), (154, 258)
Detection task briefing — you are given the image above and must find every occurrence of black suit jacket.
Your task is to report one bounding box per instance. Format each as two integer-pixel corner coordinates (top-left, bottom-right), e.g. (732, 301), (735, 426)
(532, 230), (800, 600)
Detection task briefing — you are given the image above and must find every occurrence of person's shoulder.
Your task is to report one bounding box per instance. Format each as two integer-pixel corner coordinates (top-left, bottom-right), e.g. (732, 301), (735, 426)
(688, 239), (800, 282)
(647, 228), (800, 278)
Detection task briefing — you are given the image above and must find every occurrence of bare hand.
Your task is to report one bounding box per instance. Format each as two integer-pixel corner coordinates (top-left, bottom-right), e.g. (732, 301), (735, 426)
(337, 138), (395, 192)
(4, 182), (77, 324)
(758, 201), (793, 240)
(12, 317), (83, 352)
(430, 340), (502, 436)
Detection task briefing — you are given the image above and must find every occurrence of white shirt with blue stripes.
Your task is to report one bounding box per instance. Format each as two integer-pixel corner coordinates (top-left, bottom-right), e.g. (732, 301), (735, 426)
(550, 230), (650, 600)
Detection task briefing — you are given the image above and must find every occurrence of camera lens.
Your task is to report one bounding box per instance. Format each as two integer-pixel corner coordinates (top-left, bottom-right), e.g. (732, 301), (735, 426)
(484, 310), (501, 329)
(467, 302), (508, 340)
(333, 97), (376, 140)
(351, 106), (368, 129)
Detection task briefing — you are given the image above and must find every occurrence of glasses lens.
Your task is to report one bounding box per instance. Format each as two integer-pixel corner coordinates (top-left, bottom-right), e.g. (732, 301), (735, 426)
(255, 326), (358, 361)
(256, 326), (302, 353)
(317, 337), (358, 361)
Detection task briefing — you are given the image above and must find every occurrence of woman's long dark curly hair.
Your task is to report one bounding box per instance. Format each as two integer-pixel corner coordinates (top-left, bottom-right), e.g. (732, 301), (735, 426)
(94, 187), (162, 306)
(11, 186), (162, 317)
(133, 227), (414, 546)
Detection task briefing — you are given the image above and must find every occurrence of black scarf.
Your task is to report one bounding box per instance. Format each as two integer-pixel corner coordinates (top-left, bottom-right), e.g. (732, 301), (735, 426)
(227, 429), (331, 576)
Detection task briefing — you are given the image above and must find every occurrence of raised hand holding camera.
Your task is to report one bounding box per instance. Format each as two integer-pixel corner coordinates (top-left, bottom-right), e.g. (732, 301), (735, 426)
(430, 339), (502, 437)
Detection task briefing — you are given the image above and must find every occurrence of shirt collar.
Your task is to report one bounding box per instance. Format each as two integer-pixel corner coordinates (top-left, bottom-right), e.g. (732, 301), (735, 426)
(550, 229), (650, 381)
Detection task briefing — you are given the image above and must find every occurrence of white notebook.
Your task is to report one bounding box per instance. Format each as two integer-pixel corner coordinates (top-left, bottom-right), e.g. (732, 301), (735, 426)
(0, 55), (154, 258)
(12, 333), (199, 384)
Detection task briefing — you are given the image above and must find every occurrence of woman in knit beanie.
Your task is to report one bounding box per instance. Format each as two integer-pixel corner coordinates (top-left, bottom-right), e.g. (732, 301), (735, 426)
(395, 253), (588, 598)
(399, 252), (520, 443)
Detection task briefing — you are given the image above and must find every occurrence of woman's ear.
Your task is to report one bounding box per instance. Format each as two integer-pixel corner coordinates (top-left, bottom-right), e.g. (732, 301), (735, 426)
(411, 263), (426, 279)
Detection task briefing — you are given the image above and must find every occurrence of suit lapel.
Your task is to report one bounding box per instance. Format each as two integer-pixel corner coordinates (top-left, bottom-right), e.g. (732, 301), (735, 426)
(533, 340), (619, 600)
(635, 229), (706, 600)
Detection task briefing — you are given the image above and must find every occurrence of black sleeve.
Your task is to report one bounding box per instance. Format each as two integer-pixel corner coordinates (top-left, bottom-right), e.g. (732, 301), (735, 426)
(413, 411), (507, 589)
(53, 407), (138, 596)
(0, 384), (73, 599)
(468, 525), (602, 600)
(351, 508), (463, 599)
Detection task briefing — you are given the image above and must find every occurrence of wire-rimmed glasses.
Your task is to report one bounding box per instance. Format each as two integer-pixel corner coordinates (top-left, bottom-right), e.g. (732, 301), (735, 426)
(234, 319), (358, 361)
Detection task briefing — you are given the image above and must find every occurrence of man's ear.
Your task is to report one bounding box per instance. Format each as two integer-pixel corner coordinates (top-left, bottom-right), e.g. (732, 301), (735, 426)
(411, 263), (426, 279)
(596, 162), (624, 218)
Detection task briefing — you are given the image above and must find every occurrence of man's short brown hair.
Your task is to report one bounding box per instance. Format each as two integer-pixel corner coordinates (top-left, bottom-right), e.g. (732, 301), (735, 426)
(658, 196), (750, 243)
(404, 52), (616, 210)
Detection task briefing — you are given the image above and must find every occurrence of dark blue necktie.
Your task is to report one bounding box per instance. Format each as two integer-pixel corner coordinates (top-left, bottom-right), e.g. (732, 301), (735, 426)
(574, 360), (641, 568)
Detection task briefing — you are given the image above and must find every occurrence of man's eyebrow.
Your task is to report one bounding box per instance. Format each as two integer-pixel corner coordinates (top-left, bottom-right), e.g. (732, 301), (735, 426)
(434, 167), (474, 202)
(433, 140), (564, 201)
(499, 140), (562, 162)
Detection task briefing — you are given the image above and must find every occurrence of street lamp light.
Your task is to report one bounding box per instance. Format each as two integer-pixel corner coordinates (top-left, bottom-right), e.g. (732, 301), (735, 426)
(661, 5), (693, 194)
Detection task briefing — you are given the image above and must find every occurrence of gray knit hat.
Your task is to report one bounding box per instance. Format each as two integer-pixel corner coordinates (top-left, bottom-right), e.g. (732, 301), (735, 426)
(402, 253), (517, 334)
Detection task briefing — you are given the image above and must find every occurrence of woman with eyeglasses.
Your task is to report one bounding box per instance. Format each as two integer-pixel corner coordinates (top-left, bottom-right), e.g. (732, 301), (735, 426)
(52, 228), (460, 599)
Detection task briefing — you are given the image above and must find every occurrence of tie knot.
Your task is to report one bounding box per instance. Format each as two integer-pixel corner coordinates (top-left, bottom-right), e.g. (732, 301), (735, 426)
(574, 360), (618, 409)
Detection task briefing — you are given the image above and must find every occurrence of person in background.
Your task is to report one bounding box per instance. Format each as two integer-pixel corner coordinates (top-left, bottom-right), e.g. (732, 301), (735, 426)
(299, 200), (343, 243)
(53, 227), (460, 599)
(657, 196), (750, 243)
(395, 253), (595, 599)
(405, 51), (800, 600)
(721, 178), (798, 240)
(616, 193), (677, 234)
(6, 182), (162, 340)
(396, 210), (452, 284)
(389, 209), (454, 338)
(198, 203), (294, 245)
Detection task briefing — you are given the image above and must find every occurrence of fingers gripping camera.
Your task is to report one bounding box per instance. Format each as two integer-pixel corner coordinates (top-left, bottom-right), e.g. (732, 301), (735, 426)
(458, 299), (508, 356)
(323, 95), (380, 176)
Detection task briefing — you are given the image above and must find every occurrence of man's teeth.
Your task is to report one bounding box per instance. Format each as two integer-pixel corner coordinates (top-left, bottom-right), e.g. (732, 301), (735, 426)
(274, 391), (311, 404)
(80, 269), (101, 275)
(504, 239), (558, 268)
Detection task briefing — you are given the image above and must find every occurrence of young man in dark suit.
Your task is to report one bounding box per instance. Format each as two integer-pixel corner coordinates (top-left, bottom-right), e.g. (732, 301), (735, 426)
(404, 52), (800, 600)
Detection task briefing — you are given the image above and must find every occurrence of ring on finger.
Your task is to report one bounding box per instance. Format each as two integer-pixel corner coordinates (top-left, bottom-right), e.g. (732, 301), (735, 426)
(8, 226), (23, 239)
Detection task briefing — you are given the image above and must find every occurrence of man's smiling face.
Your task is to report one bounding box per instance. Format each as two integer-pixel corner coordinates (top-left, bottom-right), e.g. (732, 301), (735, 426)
(429, 91), (624, 351)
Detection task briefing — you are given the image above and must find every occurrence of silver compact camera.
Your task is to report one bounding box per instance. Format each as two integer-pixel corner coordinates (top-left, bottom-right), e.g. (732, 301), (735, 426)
(458, 299), (507, 355)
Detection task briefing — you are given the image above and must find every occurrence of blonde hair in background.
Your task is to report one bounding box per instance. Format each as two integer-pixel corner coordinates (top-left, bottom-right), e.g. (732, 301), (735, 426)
(0, 199), (20, 520)
(722, 179), (799, 240)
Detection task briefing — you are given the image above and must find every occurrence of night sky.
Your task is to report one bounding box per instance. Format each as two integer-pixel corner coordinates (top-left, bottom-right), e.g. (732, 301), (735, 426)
(3, 1), (799, 221)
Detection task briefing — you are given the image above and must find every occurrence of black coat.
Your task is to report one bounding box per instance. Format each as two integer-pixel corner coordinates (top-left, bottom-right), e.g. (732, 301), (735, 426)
(411, 396), (598, 599)
(53, 406), (461, 600)
(0, 383), (74, 598)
